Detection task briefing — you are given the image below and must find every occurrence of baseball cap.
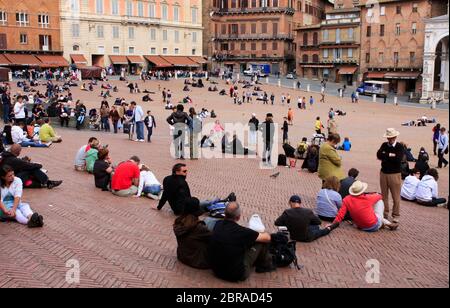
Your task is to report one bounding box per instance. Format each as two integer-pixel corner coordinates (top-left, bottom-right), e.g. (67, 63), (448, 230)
(289, 195), (302, 203)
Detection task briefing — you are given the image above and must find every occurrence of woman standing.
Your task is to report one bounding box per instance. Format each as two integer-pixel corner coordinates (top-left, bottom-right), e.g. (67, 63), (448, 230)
(318, 134), (345, 183)
(109, 106), (121, 134)
(100, 103), (110, 132)
(433, 124), (441, 156)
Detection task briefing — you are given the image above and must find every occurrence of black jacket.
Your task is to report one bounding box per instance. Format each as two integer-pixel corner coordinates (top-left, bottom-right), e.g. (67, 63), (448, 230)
(260, 120), (275, 143)
(275, 208), (322, 242)
(0, 151), (43, 173)
(376, 142), (404, 174)
(249, 117), (259, 131)
(158, 175), (191, 215)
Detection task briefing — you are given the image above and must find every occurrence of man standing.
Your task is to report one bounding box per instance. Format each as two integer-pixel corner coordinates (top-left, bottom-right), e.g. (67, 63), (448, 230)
(248, 113), (259, 146)
(167, 104), (191, 160)
(437, 127), (449, 168)
(2, 89), (11, 123)
(259, 113), (275, 166)
(377, 128), (404, 223)
(131, 101), (145, 142)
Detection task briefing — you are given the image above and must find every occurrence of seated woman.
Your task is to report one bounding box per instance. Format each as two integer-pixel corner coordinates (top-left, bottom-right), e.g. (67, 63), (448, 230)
(136, 164), (162, 200)
(93, 148), (114, 191)
(197, 79), (204, 88)
(85, 140), (101, 174)
(142, 94), (153, 102)
(296, 138), (309, 159)
(164, 102), (174, 110)
(414, 148), (430, 179)
(183, 96), (193, 104)
(173, 197), (212, 270)
(218, 89), (226, 96)
(210, 110), (217, 118)
(316, 176), (344, 222)
(0, 165), (44, 228)
(301, 145), (319, 173)
(415, 168), (447, 207)
(183, 85), (190, 92)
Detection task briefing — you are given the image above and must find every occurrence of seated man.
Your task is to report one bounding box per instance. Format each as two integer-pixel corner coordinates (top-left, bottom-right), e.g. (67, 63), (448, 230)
(74, 137), (99, 171)
(339, 168), (359, 199)
(183, 85), (190, 92)
(173, 197), (212, 270)
(40, 118), (62, 144)
(0, 144), (62, 189)
(415, 168), (447, 207)
(275, 195), (334, 243)
(219, 89), (226, 96)
(157, 163), (192, 215)
(11, 122), (49, 148)
(332, 181), (398, 232)
(111, 156), (140, 197)
(401, 168), (421, 201)
(208, 202), (275, 282)
(201, 130), (216, 148)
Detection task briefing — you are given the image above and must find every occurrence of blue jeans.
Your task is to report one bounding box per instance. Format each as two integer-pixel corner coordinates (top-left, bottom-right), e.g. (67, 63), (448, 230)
(2, 104), (10, 123)
(136, 121), (144, 140)
(142, 185), (161, 195)
(20, 141), (48, 148)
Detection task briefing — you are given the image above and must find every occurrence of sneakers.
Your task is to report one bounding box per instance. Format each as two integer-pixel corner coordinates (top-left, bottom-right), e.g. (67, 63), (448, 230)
(27, 213), (44, 228)
(47, 180), (63, 189)
(385, 222), (399, 231)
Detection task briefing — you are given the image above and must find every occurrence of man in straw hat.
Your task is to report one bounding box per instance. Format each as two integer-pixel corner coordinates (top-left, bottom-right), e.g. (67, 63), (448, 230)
(377, 128), (404, 224)
(331, 181), (399, 232)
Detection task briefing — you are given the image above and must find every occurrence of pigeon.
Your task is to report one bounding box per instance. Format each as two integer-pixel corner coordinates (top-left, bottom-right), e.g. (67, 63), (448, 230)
(270, 172), (280, 179)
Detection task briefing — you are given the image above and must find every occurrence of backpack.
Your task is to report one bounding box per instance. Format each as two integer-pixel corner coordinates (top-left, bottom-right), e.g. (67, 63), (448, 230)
(207, 202), (227, 219)
(278, 154), (287, 166)
(269, 232), (302, 270)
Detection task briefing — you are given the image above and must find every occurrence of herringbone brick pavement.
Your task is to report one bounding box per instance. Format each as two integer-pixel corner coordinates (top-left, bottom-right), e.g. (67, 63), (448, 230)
(0, 78), (448, 288)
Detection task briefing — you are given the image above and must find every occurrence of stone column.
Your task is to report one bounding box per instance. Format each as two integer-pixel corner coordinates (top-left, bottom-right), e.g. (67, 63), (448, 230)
(420, 52), (436, 103)
(441, 52), (449, 92)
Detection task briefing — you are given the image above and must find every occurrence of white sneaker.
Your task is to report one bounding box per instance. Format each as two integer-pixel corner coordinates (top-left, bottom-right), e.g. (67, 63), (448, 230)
(139, 139), (145, 142)
(392, 217), (400, 223)
(134, 139), (140, 142)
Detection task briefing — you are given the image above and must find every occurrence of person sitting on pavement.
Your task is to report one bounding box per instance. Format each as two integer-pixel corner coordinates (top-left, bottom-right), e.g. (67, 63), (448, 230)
(316, 176), (344, 222)
(0, 144), (62, 189)
(339, 168), (360, 199)
(296, 137), (309, 159)
(0, 165), (44, 228)
(208, 202), (275, 282)
(85, 139), (101, 174)
(400, 168), (421, 202)
(301, 145), (320, 173)
(136, 164), (162, 200)
(331, 181), (399, 232)
(414, 148), (430, 179)
(74, 137), (98, 171)
(11, 122), (49, 148)
(93, 147), (114, 192)
(275, 195), (335, 243)
(39, 118), (62, 144)
(173, 197), (212, 270)
(415, 168), (447, 207)
(338, 137), (352, 151)
(157, 163), (191, 215)
(111, 156), (141, 197)
(201, 130), (215, 148)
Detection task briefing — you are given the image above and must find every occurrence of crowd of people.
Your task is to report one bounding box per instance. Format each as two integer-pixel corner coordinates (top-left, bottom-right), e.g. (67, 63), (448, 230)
(1, 73), (449, 284)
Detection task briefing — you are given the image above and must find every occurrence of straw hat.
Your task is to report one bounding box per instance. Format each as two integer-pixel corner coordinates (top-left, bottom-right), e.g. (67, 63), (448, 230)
(349, 181), (369, 196)
(383, 128), (400, 138)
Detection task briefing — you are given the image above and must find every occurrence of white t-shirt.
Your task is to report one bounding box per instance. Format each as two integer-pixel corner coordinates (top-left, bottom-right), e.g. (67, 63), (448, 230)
(400, 175), (420, 201)
(74, 145), (88, 167)
(11, 125), (26, 144)
(14, 102), (26, 119)
(1, 177), (23, 211)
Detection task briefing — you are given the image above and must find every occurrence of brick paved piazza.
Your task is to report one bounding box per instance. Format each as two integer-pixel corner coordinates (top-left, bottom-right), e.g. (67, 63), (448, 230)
(0, 78), (448, 288)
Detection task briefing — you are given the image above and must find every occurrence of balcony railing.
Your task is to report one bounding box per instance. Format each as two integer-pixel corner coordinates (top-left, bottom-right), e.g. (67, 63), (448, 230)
(213, 7), (295, 16)
(214, 34), (293, 41)
(321, 58), (359, 64)
(120, 15), (160, 25)
(322, 18), (360, 25)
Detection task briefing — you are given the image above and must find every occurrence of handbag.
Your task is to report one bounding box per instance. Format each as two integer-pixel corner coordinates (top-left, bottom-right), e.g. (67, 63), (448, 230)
(248, 214), (266, 233)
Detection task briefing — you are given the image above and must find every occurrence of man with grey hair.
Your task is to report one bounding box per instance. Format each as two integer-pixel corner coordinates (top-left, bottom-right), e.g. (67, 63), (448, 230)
(208, 202), (275, 282)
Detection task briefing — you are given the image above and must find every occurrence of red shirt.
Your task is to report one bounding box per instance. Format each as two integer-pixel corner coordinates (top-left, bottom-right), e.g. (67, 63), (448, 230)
(334, 193), (382, 229)
(111, 161), (140, 191)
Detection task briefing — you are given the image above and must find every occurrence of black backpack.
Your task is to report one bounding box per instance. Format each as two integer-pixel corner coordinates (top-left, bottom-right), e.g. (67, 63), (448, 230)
(277, 154), (287, 166)
(269, 232), (302, 270)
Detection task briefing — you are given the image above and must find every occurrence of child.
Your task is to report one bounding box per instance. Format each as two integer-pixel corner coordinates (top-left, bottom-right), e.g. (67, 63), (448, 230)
(282, 117), (289, 144)
(309, 96), (314, 107)
(338, 137), (352, 151)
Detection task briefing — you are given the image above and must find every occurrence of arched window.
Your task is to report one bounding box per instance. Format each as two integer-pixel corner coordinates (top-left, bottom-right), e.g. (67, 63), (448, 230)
(73, 45), (80, 51)
(312, 54), (319, 62)
(302, 54), (309, 63)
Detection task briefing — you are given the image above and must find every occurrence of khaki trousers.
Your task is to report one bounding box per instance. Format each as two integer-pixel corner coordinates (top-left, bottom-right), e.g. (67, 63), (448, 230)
(380, 172), (402, 219)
